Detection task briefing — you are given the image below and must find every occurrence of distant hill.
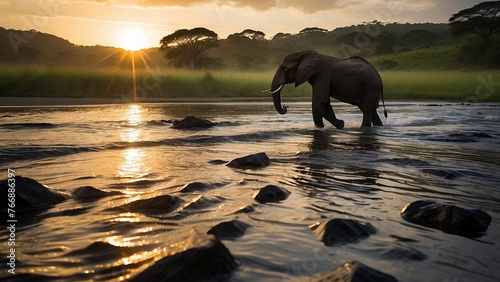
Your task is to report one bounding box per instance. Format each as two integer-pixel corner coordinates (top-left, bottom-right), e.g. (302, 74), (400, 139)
(0, 27), (165, 68)
(0, 22), (466, 70)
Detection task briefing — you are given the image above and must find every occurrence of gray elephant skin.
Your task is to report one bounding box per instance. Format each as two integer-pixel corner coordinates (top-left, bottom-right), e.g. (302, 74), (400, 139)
(264, 50), (387, 128)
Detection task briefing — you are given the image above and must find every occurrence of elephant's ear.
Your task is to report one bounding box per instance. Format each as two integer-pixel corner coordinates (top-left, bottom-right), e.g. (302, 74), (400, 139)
(295, 50), (322, 87)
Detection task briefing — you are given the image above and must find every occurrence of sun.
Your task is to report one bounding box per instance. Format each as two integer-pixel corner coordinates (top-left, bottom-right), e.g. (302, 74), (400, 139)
(118, 29), (148, 51)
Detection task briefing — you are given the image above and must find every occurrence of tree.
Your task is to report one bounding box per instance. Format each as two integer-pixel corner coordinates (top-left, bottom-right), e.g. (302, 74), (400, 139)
(160, 27), (218, 70)
(449, 1), (500, 40)
(450, 2), (500, 68)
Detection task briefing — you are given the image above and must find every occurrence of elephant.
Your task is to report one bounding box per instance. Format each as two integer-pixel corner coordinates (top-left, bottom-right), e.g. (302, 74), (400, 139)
(263, 50), (387, 128)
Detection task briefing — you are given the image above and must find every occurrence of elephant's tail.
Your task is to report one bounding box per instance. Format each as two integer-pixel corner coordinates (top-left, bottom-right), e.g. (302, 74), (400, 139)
(381, 84), (387, 118)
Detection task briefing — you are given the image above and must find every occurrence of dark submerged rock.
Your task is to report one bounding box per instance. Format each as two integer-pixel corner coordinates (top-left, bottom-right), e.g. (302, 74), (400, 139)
(72, 186), (122, 201)
(110, 195), (184, 215)
(226, 152), (270, 168)
(232, 205), (255, 214)
(207, 220), (251, 240)
(181, 195), (224, 211)
(401, 200), (491, 236)
(253, 185), (290, 203)
(172, 116), (216, 129)
(130, 232), (238, 282)
(0, 176), (69, 211)
(180, 181), (209, 193)
(310, 261), (398, 282)
(311, 218), (376, 246)
(376, 246), (427, 261)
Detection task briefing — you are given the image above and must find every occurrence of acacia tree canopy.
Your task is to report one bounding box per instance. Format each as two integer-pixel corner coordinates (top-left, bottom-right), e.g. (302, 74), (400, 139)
(160, 27), (218, 70)
(449, 1), (500, 40)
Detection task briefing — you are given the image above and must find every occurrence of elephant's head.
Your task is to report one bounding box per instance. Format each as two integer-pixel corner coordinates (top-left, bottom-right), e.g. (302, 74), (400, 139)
(264, 50), (323, 114)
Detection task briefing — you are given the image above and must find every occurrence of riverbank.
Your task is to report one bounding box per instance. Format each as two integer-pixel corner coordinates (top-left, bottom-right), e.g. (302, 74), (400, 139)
(1, 66), (499, 103)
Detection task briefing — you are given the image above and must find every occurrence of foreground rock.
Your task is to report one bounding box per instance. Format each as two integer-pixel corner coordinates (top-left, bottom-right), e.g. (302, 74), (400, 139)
(108, 195), (184, 215)
(226, 152), (270, 168)
(254, 185), (291, 203)
(72, 186), (122, 201)
(310, 218), (376, 246)
(130, 231), (238, 281)
(401, 200), (491, 236)
(310, 261), (398, 282)
(207, 220), (251, 240)
(180, 181), (209, 193)
(0, 176), (69, 211)
(172, 116), (216, 129)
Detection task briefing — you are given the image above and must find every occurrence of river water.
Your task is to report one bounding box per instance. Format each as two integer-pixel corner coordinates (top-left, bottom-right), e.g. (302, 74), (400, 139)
(0, 102), (499, 281)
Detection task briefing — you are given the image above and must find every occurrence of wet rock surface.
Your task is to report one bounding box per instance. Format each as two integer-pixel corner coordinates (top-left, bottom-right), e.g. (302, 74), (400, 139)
(401, 200), (492, 236)
(311, 218), (376, 246)
(253, 185), (291, 203)
(180, 181), (209, 193)
(72, 186), (122, 201)
(310, 261), (398, 282)
(130, 231), (238, 282)
(172, 116), (216, 129)
(207, 220), (251, 240)
(107, 195), (184, 215)
(0, 176), (69, 211)
(226, 152), (270, 168)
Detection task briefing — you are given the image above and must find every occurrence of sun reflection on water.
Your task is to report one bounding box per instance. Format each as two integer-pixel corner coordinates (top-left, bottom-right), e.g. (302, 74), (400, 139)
(119, 105), (151, 178)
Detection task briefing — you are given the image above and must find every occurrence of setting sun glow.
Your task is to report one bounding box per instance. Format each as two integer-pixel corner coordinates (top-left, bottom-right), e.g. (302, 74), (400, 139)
(118, 29), (148, 51)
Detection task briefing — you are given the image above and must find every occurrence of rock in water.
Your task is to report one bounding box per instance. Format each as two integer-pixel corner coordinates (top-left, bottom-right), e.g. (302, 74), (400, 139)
(401, 200), (491, 236)
(226, 152), (270, 168)
(0, 176), (69, 210)
(207, 220), (251, 240)
(72, 186), (122, 201)
(180, 182), (208, 193)
(310, 261), (398, 282)
(311, 218), (376, 246)
(172, 116), (216, 129)
(254, 185), (290, 203)
(111, 195), (184, 215)
(130, 232), (238, 282)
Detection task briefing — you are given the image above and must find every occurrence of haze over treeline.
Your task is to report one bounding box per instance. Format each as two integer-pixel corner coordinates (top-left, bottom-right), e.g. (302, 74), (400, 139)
(0, 21), (495, 71)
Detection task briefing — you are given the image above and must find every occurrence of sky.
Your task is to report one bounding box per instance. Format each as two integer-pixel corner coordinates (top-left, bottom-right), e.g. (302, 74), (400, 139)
(0, 0), (486, 50)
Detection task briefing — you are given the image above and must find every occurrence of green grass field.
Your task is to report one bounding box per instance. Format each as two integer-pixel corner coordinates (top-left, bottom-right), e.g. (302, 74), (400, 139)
(0, 65), (499, 102)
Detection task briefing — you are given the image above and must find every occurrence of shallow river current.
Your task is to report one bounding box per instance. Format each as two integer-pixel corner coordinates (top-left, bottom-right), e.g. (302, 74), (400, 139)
(1, 101), (500, 281)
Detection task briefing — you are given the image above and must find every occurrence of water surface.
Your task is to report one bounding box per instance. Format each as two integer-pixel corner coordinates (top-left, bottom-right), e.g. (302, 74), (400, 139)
(1, 102), (499, 281)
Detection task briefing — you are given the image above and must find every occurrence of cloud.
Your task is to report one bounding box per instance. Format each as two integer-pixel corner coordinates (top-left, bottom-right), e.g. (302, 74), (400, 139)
(76, 0), (349, 13)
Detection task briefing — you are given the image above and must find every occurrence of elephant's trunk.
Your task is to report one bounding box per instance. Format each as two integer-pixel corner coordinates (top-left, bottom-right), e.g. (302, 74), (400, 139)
(272, 89), (288, 115)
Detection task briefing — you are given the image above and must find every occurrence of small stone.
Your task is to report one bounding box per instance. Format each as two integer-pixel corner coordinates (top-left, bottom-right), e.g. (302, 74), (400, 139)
(226, 152), (270, 168)
(253, 185), (290, 203)
(207, 220), (251, 240)
(312, 218), (376, 246)
(180, 182), (209, 193)
(72, 186), (121, 201)
(172, 116), (216, 129)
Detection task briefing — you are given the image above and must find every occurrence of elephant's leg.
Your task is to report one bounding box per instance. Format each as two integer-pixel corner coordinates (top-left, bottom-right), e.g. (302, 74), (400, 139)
(312, 93), (326, 128)
(361, 111), (372, 127)
(324, 103), (344, 129)
(312, 106), (325, 128)
(372, 111), (383, 126)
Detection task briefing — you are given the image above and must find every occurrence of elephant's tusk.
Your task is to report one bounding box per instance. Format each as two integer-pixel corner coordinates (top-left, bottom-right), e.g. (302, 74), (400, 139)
(265, 84), (284, 94)
(262, 88), (271, 93)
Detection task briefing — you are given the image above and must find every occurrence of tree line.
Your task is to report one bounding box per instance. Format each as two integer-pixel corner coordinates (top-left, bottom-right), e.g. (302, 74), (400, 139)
(160, 1), (500, 70)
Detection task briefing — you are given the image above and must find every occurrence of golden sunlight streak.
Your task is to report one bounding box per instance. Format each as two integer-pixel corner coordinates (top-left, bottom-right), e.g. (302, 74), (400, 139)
(118, 148), (150, 178)
(120, 105), (144, 142)
(118, 29), (148, 51)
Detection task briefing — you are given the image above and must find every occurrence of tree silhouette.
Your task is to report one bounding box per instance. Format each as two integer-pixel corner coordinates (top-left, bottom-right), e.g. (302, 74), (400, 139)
(449, 1), (500, 40)
(160, 27), (218, 70)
